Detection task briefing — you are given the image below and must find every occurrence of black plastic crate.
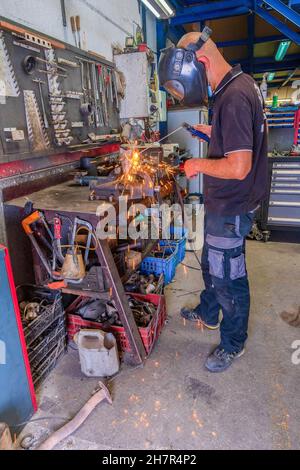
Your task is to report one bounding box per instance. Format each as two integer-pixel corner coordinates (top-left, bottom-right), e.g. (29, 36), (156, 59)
(31, 338), (67, 387)
(17, 285), (64, 346)
(28, 316), (66, 369)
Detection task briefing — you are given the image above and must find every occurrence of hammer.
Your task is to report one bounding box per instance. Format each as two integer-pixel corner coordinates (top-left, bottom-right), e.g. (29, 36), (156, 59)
(37, 382), (112, 450)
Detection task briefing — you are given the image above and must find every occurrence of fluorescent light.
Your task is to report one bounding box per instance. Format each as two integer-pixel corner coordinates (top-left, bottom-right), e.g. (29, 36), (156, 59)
(265, 98), (291, 104)
(155, 0), (174, 16)
(275, 40), (291, 61)
(141, 0), (161, 18)
(267, 72), (275, 81)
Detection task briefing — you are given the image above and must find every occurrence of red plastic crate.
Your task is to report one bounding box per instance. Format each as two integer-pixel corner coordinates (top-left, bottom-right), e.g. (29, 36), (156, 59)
(67, 293), (166, 355)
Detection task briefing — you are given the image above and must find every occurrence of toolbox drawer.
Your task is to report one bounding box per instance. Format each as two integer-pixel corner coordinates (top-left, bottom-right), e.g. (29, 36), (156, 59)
(268, 205), (300, 226)
(273, 162), (300, 169)
(271, 176), (300, 182)
(272, 169), (300, 177)
(269, 193), (300, 204)
(270, 188), (300, 195)
(271, 183), (300, 189)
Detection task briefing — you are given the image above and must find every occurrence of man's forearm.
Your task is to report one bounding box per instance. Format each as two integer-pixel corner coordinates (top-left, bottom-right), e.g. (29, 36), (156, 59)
(193, 157), (239, 180)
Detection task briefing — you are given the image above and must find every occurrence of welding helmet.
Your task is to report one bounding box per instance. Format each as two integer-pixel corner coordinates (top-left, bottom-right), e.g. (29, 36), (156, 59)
(158, 26), (212, 107)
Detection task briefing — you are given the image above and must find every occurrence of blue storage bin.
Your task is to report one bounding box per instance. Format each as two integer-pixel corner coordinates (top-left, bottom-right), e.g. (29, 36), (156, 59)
(141, 244), (178, 285)
(160, 226), (187, 265)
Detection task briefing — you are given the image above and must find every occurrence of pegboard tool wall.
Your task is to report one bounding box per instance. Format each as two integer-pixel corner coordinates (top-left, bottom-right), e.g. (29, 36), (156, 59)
(0, 21), (120, 164)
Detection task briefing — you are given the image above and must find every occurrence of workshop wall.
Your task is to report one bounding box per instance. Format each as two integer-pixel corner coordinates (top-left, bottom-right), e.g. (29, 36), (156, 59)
(144, 9), (157, 54)
(0, 0), (143, 61)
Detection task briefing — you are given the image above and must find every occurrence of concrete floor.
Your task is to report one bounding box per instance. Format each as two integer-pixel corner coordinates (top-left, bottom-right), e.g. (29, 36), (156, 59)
(19, 240), (300, 450)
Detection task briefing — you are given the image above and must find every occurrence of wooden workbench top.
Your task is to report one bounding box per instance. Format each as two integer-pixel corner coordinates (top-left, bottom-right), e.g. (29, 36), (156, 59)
(6, 181), (106, 214)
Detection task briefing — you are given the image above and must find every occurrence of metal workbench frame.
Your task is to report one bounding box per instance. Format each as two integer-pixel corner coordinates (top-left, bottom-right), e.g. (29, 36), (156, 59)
(3, 159), (173, 365)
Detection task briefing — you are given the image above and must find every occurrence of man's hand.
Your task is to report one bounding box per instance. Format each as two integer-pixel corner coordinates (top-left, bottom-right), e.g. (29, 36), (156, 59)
(192, 124), (212, 141)
(184, 159), (201, 178)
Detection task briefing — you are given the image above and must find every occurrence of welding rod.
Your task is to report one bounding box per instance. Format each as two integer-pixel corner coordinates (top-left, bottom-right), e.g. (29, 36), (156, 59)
(139, 126), (183, 155)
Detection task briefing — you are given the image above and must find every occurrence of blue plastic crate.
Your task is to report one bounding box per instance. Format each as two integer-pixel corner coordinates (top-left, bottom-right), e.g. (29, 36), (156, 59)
(141, 244), (178, 285)
(160, 227), (187, 265)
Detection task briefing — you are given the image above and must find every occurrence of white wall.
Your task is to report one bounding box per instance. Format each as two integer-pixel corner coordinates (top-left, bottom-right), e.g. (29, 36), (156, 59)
(145, 9), (157, 53)
(0, 0), (144, 61)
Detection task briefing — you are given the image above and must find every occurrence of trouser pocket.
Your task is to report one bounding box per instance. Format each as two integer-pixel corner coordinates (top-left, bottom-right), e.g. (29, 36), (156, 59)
(230, 253), (246, 280)
(208, 249), (224, 279)
(235, 213), (255, 238)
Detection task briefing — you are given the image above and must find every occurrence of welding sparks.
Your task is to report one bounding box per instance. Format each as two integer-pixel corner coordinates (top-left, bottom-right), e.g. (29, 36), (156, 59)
(154, 400), (161, 411)
(192, 410), (204, 428)
(115, 148), (177, 199)
(129, 394), (140, 403)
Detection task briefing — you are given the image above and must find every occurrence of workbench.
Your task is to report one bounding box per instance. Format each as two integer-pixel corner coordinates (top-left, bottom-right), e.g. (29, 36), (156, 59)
(5, 179), (161, 366)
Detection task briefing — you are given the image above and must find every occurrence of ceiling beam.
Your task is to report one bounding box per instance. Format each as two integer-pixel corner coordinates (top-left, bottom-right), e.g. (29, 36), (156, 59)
(172, 0), (249, 16)
(243, 60), (300, 73)
(167, 24), (186, 44)
(255, 5), (300, 45)
(216, 34), (286, 47)
(170, 6), (250, 25)
(259, 0), (300, 28)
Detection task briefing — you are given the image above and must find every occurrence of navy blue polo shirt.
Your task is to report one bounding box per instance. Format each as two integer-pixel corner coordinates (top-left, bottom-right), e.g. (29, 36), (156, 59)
(204, 65), (268, 215)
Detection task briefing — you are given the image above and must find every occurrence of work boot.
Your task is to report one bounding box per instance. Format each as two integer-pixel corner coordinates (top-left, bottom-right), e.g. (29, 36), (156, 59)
(180, 307), (220, 330)
(205, 346), (245, 373)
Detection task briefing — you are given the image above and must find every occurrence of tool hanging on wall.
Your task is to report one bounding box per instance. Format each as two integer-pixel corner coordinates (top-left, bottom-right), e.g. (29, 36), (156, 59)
(32, 78), (49, 129)
(0, 31), (20, 98)
(96, 64), (109, 126)
(75, 15), (81, 49)
(35, 56), (67, 72)
(44, 48), (73, 146)
(23, 90), (50, 152)
(91, 63), (101, 127)
(37, 68), (68, 79)
(76, 56), (96, 126)
(57, 57), (79, 68)
(70, 16), (78, 48)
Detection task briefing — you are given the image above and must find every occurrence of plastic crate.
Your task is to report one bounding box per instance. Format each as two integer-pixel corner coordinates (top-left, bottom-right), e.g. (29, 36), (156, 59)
(31, 337), (66, 387)
(67, 293), (167, 355)
(160, 227), (187, 265)
(17, 285), (64, 347)
(140, 244), (178, 285)
(124, 272), (164, 294)
(28, 316), (66, 369)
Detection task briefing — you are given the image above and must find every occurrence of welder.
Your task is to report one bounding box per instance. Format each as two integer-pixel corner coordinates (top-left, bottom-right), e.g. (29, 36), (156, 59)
(158, 28), (268, 372)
